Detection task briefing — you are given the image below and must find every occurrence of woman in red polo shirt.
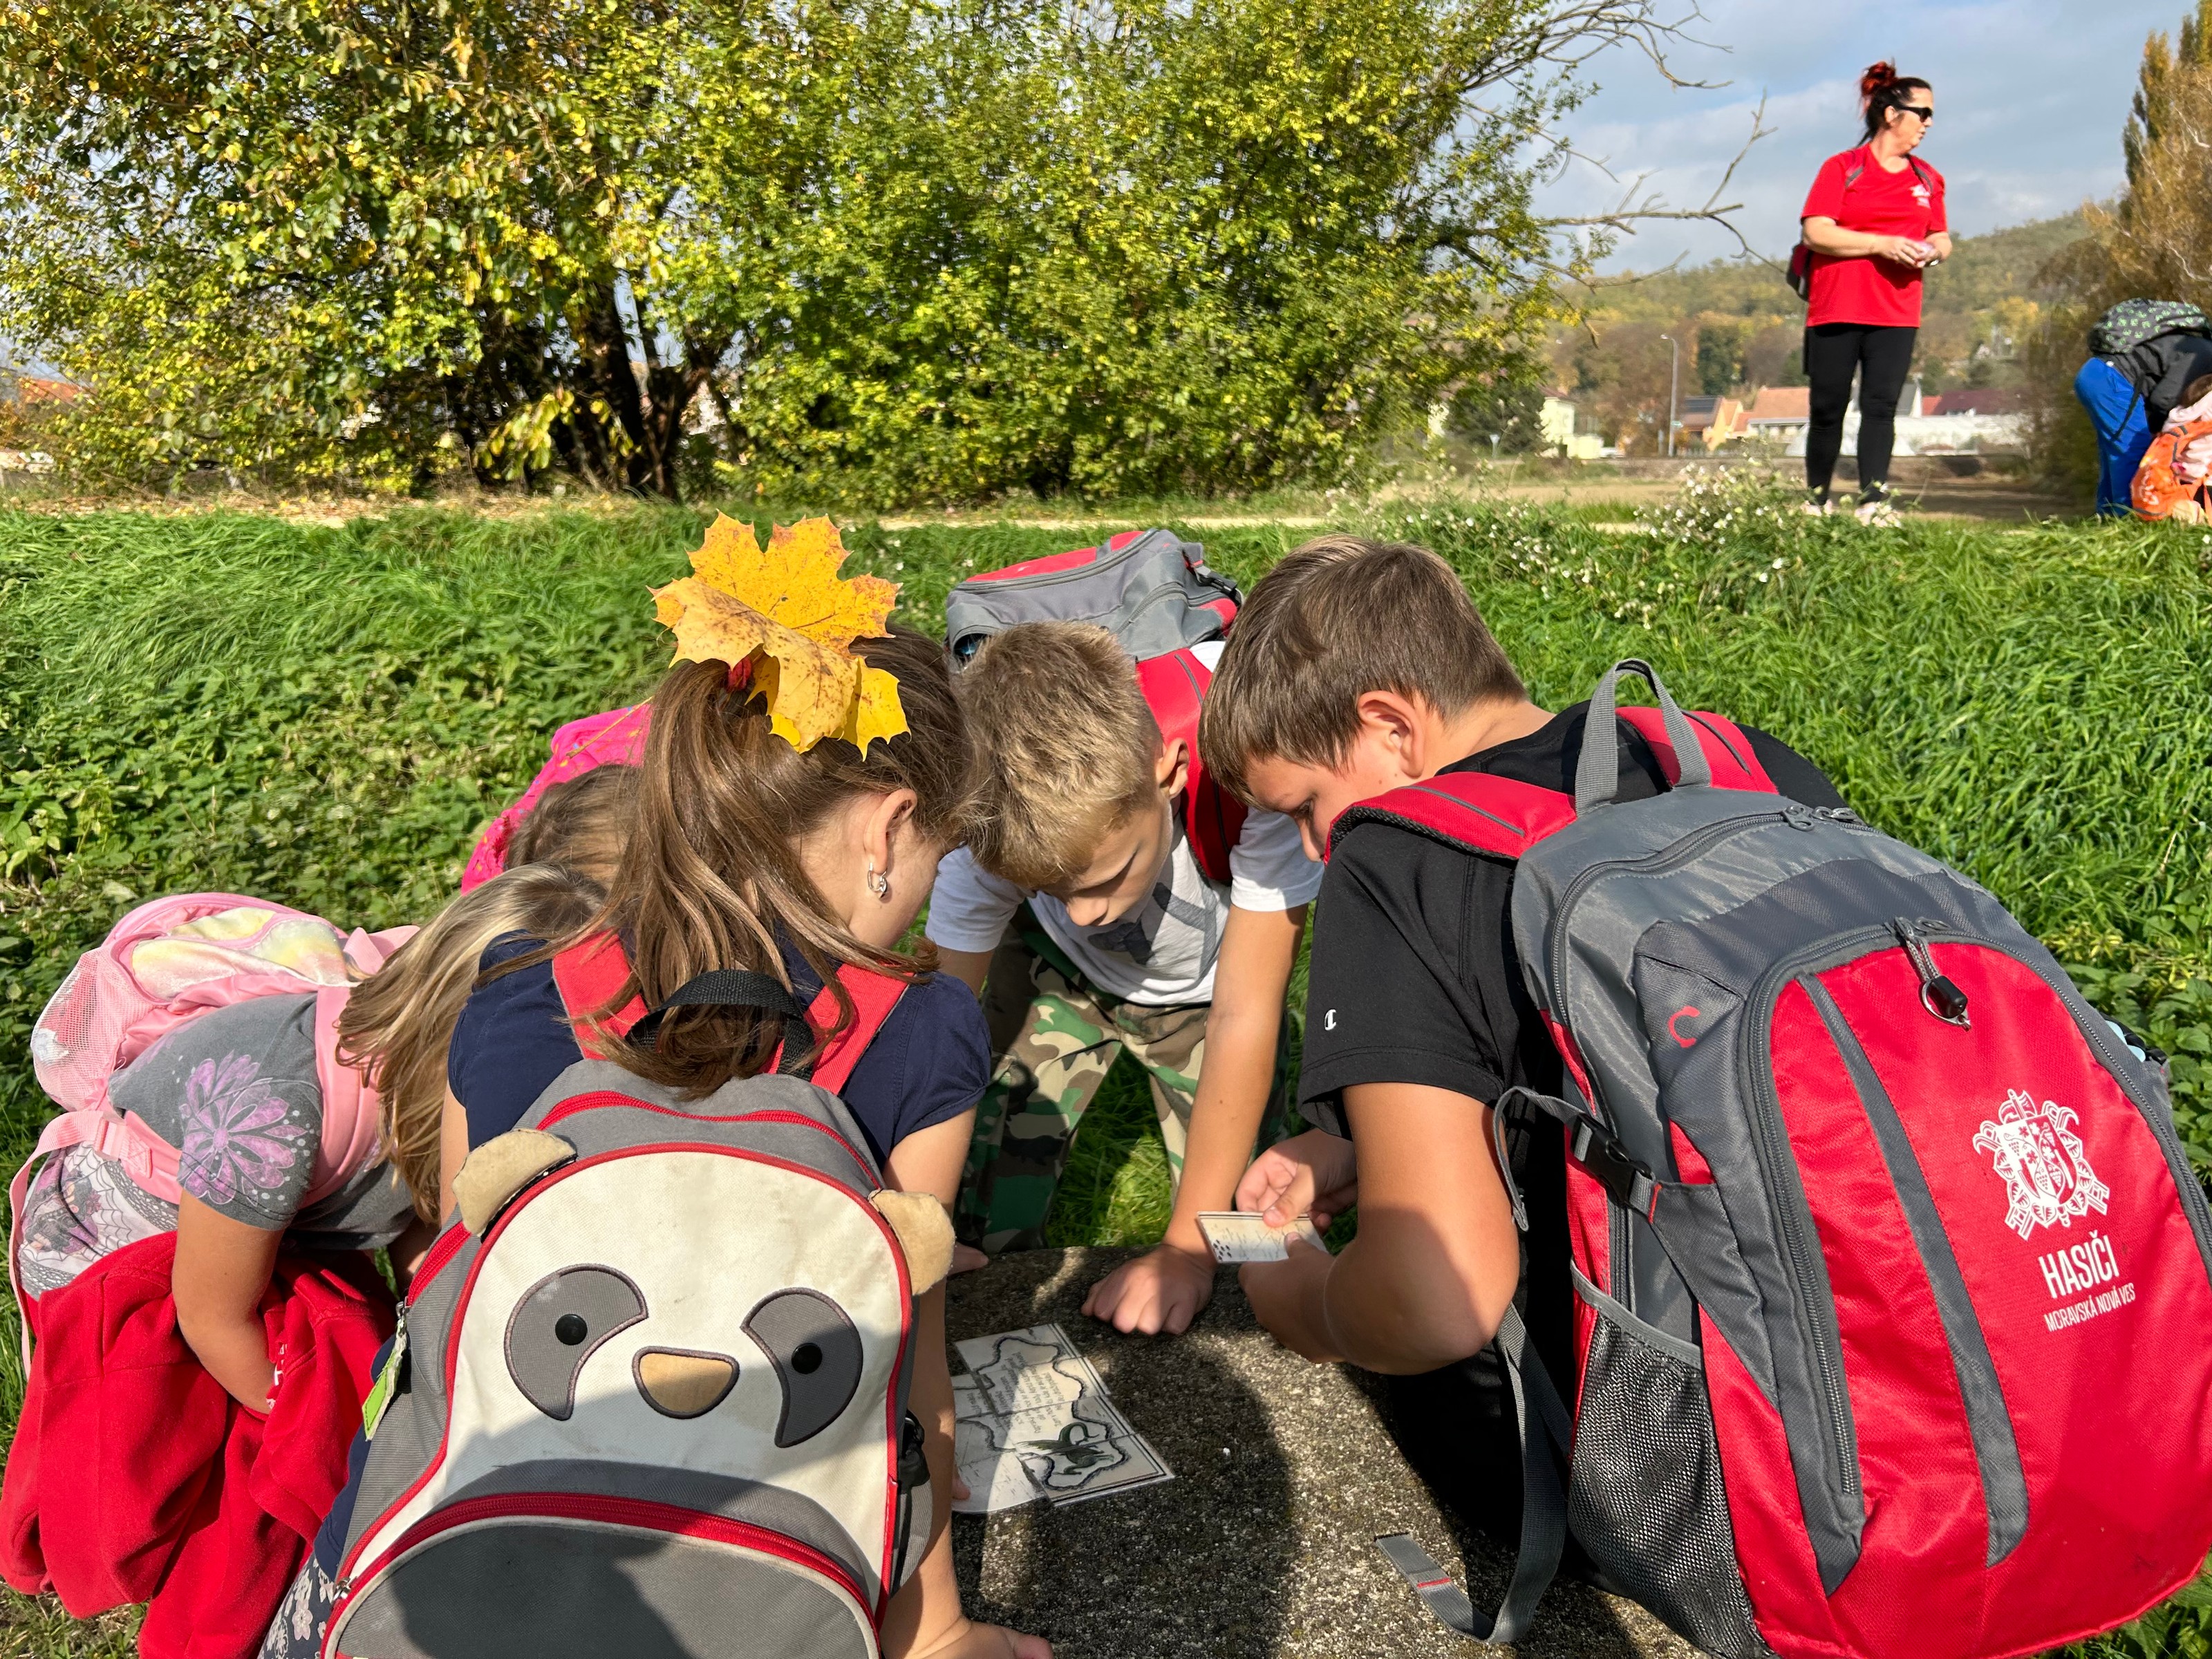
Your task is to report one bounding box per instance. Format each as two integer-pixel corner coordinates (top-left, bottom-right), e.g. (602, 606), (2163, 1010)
(1799, 62), (1949, 524)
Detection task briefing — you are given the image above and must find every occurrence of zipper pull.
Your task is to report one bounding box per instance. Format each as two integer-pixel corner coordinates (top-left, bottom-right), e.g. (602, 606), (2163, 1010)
(1782, 806), (1817, 830)
(1893, 919), (1969, 1027)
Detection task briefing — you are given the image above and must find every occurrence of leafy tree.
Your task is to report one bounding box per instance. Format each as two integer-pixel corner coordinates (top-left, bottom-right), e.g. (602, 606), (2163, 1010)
(1, 0), (1694, 500)
(1450, 376), (1546, 454)
(1695, 317), (1746, 395)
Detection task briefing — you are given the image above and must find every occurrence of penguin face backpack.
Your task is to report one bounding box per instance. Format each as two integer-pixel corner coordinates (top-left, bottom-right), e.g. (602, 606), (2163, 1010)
(322, 1058), (952, 1659)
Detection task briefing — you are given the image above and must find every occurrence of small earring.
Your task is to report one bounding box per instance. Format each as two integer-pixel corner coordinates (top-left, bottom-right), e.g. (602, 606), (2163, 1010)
(867, 865), (892, 901)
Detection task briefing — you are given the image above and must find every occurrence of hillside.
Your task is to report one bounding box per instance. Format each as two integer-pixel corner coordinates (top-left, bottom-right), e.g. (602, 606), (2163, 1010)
(1550, 212), (2090, 448)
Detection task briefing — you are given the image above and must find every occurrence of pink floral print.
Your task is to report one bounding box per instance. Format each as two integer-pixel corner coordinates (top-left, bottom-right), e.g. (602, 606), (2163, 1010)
(178, 1052), (312, 1208)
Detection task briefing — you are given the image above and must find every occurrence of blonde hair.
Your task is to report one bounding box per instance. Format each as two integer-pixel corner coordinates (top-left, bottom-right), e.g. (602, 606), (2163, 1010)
(955, 622), (1162, 891)
(337, 864), (605, 1220)
(507, 764), (637, 885)
(1200, 535), (1524, 803)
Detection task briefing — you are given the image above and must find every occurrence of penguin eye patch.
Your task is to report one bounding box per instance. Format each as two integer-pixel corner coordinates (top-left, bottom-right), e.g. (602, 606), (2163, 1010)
(744, 1289), (863, 1447)
(506, 1266), (647, 1421)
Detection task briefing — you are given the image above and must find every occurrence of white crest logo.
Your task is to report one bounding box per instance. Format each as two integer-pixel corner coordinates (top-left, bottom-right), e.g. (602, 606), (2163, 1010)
(1974, 1087), (2110, 1240)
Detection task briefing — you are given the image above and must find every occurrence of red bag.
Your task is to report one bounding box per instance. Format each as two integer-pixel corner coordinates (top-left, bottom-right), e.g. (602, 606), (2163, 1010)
(1356, 661), (2212, 1659)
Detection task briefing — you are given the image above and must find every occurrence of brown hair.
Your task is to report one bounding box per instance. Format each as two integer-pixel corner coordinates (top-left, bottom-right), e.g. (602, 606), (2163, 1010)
(507, 765), (637, 885)
(2182, 373), (2212, 411)
(338, 864), (606, 1219)
(955, 621), (1161, 891)
(1198, 534), (1524, 801)
(1859, 62), (1931, 142)
(556, 624), (976, 1096)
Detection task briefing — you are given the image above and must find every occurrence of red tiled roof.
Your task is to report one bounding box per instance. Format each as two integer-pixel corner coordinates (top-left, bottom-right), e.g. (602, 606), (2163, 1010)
(9, 375), (82, 404)
(1920, 389), (2023, 416)
(1745, 386), (1810, 422)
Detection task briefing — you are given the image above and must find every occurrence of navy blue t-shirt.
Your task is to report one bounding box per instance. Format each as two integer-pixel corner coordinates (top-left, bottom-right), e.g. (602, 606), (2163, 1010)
(447, 935), (989, 1168)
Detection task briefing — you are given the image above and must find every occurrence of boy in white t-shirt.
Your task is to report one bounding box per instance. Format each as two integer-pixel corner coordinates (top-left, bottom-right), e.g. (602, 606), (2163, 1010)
(932, 621), (1321, 1335)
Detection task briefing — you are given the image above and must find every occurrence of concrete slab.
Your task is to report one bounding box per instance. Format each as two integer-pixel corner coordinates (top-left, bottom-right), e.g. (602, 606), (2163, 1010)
(947, 1248), (1703, 1659)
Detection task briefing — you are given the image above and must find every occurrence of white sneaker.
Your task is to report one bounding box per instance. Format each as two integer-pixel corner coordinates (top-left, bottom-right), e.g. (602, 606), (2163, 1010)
(1855, 497), (1902, 527)
(1797, 497), (1835, 516)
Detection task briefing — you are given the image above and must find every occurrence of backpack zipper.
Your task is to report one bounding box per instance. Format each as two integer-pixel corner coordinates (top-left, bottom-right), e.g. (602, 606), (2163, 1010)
(1741, 925), (1894, 1515)
(1911, 921), (2212, 1272)
(1542, 806), (1870, 1098)
(532, 1094), (876, 1183)
(331, 1491), (872, 1633)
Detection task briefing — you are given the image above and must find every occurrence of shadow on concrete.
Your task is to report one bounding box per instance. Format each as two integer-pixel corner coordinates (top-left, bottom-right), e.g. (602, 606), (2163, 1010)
(946, 1249), (1298, 1659)
(1347, 1362), (1695, 1659)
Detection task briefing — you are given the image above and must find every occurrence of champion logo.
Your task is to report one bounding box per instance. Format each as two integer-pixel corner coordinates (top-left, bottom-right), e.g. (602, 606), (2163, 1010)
(1324, 1009), (1338, 1032)
(1973, 1087), (2111, 1240)
(1666, 1006), (1701, 1048)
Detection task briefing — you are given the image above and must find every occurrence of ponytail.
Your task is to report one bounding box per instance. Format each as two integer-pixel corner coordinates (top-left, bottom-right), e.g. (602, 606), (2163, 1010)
(563, 625), (975, 1098)
(1859, 61), (1930, 142)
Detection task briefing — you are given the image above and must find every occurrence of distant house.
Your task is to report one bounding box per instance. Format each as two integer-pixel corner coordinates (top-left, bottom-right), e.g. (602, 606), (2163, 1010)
(1679, 394), (1749, 451)
(1539, 394), (1604, 460)
(1743, 386), (1810, 444)
(3, 373), (82, 406)
(1774, 380), (2026, 458)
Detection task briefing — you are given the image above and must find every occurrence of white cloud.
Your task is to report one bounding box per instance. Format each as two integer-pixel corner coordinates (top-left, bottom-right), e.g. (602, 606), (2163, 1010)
(1538, 0), (2183, 270)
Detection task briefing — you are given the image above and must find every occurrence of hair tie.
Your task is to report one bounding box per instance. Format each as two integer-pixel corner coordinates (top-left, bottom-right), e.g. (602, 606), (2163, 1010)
(727, 657), (754, 692)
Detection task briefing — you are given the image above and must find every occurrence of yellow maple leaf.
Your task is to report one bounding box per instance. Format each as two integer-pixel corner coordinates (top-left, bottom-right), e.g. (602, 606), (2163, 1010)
(652, 514), (908, 753)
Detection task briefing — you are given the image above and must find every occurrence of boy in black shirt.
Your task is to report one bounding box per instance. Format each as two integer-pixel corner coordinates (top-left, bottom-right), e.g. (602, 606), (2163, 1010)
(1196, 535), (1842, 1518)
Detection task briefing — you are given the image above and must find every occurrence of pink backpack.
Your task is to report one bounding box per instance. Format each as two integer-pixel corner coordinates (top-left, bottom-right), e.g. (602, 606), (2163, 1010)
(461, 703), (651, 890)
(10, 894), (417, 1297)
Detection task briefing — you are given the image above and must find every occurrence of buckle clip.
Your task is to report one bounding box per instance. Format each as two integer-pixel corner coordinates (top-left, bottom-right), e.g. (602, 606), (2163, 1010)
(1568, 1119), (1661, 1221)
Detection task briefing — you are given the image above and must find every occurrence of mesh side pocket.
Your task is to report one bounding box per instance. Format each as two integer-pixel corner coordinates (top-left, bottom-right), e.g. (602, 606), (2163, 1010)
(1569, 1314), (1772, 1659)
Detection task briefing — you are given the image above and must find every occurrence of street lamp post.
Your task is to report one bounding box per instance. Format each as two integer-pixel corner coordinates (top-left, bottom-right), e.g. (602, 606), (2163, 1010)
(1659, 333), (1680, 459)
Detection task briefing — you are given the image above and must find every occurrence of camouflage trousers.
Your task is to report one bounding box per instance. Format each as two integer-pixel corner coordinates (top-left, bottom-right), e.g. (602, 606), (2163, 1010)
(955, 920), (1293, 1255)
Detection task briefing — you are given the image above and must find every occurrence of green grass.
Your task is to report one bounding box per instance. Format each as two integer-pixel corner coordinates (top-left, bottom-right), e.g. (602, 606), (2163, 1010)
(2, 482), (2211, 1655)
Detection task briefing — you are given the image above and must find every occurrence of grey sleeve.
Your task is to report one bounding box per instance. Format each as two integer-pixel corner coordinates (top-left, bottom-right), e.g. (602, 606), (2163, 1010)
(110, 994), (327, 1231)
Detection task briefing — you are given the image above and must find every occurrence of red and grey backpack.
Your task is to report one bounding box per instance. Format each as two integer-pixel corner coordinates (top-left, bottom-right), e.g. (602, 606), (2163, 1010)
(1356, 662), (2212, 1659)
(321, 936), (953, 1659)
(945, 527), (1248, 883)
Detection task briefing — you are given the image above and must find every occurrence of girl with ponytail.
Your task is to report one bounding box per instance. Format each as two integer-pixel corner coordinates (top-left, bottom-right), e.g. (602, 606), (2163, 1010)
(431, 619), (1044, 1659)
(1796, 60), (1951, 524)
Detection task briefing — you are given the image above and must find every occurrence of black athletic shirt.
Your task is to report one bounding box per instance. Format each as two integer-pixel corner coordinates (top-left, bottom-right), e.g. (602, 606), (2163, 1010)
(1295, 702), (1842, 1501)
(1299, 701), (1843, 1123)
(447, 934), (991, 1168)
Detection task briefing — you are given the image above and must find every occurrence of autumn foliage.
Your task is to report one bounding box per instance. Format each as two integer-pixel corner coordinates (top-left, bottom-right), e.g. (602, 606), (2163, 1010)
(0, 0), (1604, 502)
(653, 516), (906, 754)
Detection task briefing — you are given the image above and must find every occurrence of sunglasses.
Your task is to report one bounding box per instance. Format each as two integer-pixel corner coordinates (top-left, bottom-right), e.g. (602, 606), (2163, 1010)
(1897, 105), (1934, 122)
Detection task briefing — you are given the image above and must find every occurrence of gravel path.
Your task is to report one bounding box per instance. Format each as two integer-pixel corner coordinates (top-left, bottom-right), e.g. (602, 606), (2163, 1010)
(947, 1248), (1703, 1659)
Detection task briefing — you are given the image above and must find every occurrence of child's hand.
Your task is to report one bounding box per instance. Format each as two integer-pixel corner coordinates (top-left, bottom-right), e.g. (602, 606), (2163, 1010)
(908, 1620), (1053, 1659)
(1081, 1243), (1215, 1335)
(1235, 1129), (1357, 1230)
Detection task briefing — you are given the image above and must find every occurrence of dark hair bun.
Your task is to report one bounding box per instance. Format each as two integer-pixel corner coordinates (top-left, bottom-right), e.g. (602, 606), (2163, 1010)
(1859, 60), (1898, 106)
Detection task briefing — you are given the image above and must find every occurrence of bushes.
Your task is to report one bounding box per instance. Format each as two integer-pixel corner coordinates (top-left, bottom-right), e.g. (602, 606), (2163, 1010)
(6, 494), (2209, 1171)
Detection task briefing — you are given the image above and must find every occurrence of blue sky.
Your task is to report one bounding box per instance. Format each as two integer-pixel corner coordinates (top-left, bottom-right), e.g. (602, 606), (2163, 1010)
(1541, 0), (2188, 271)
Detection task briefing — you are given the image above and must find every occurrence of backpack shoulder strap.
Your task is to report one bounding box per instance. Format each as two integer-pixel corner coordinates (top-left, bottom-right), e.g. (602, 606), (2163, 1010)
(553, 932), (903, 1095)
(552, 932), (649, 1054)
(1615, 707), (1780, 793)
(1331, 773), (1579, 863)
(805, 968), (908, 1096)
(1134, 648), (1248, 885)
